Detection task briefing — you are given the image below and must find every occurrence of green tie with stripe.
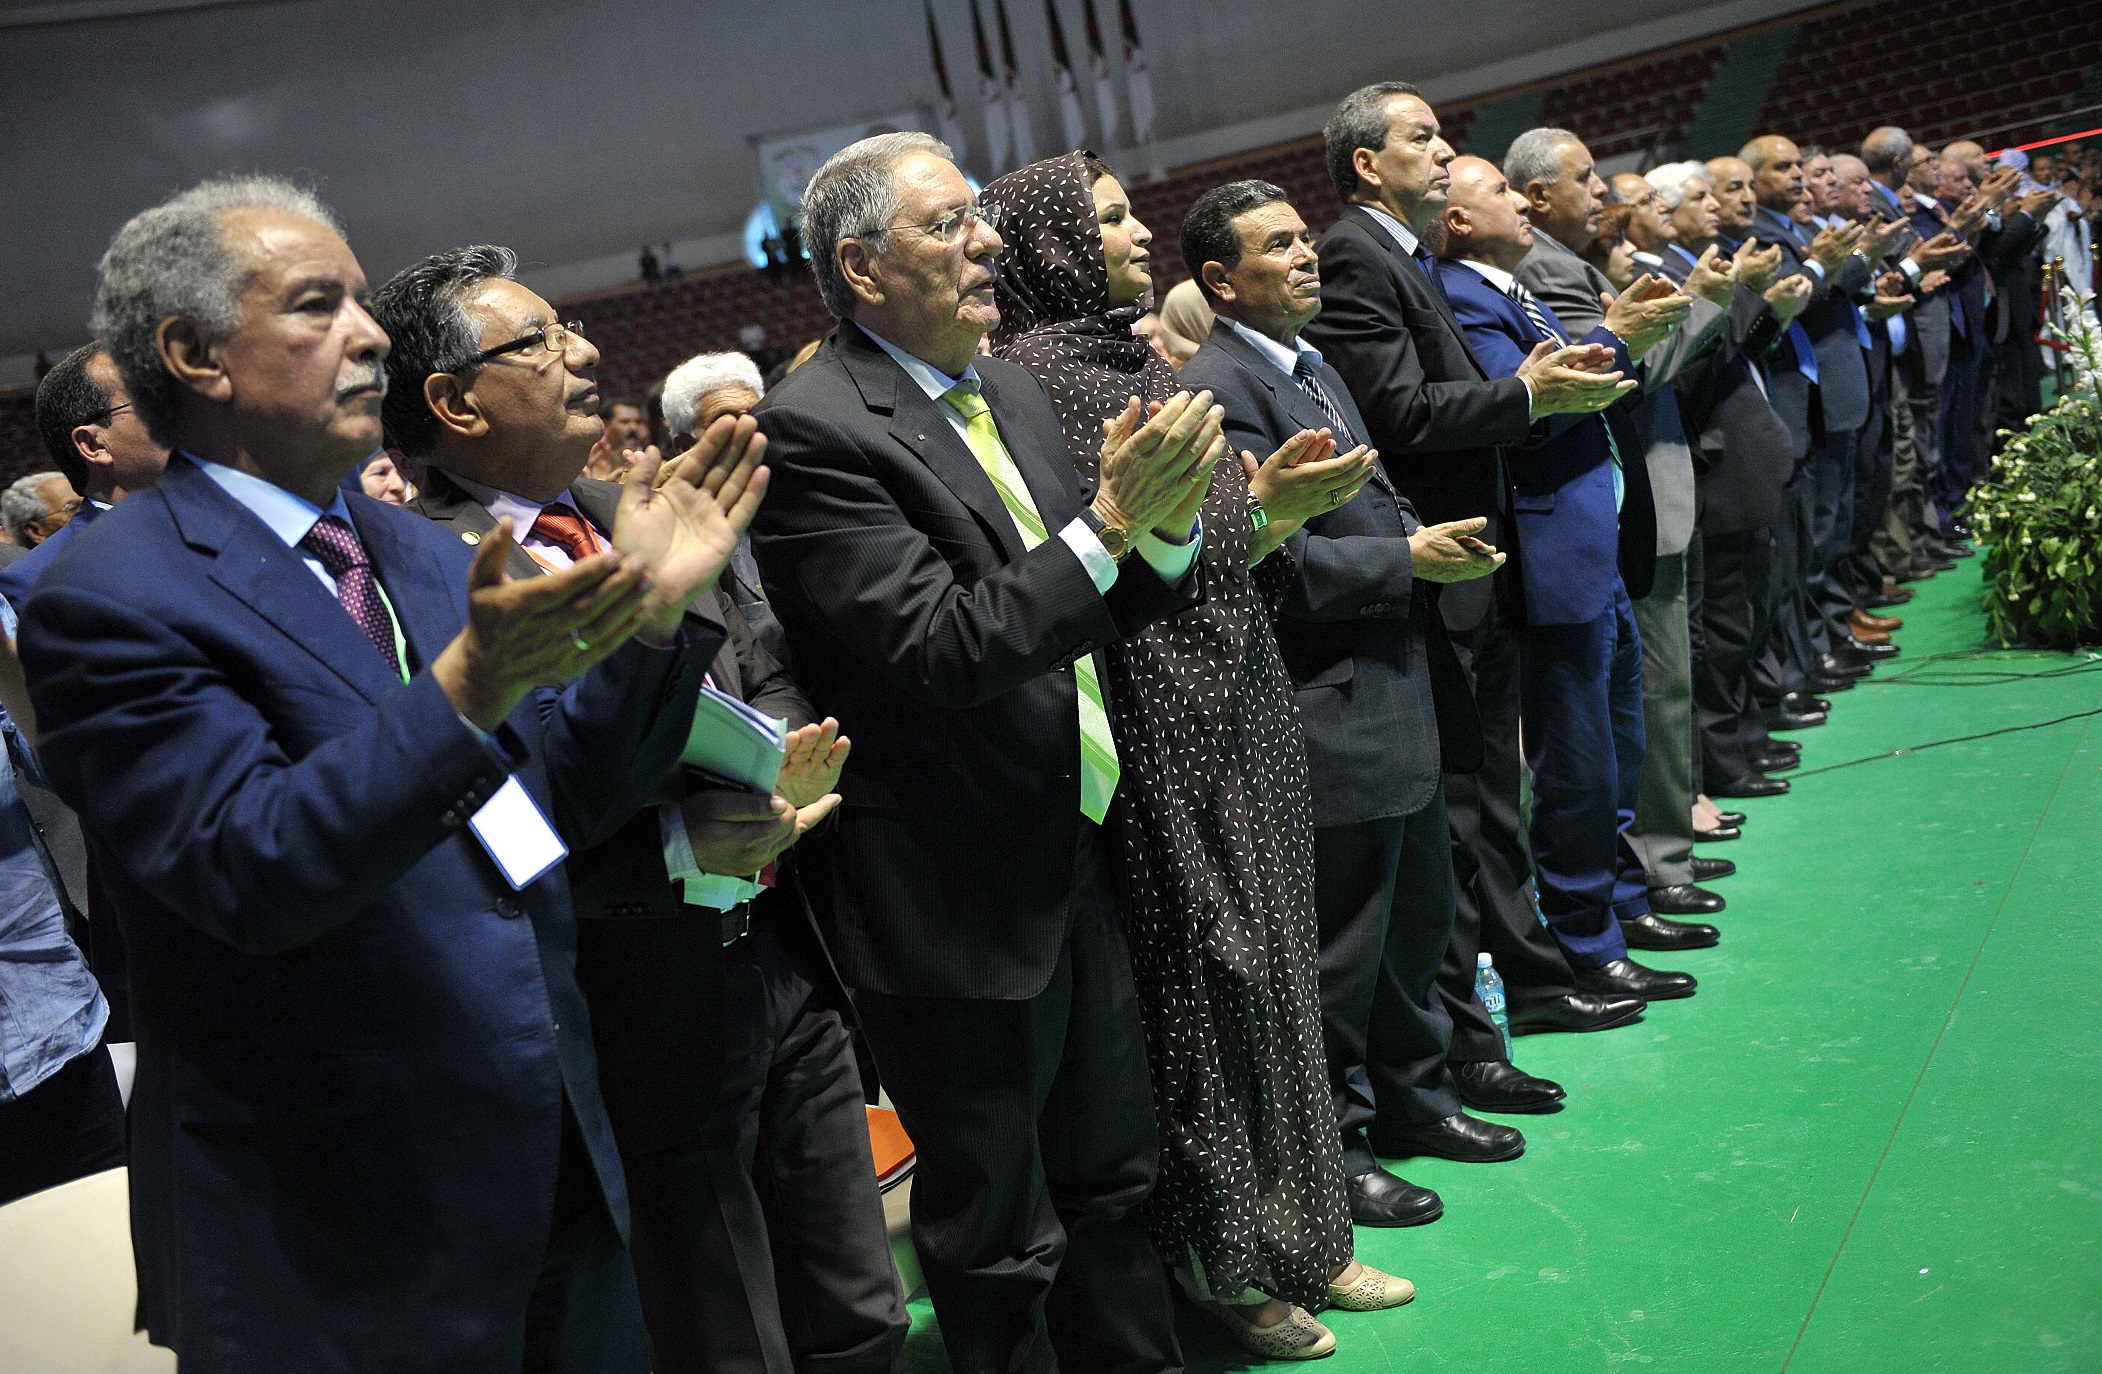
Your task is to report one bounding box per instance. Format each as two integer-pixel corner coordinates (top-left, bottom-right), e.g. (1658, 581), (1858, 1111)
(941, 380), (1121, 823)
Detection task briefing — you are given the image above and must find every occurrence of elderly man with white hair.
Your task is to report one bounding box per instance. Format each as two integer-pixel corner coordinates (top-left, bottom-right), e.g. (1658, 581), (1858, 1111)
(661, 349), (786, 662)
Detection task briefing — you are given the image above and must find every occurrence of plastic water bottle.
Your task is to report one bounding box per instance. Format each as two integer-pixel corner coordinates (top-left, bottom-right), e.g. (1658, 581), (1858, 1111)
(1476, 953), (1511, 1058)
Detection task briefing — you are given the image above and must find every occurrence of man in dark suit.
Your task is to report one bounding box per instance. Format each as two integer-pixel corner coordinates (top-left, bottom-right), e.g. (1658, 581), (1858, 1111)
(372, 245), (906, 1374)
(18, 176), (756, 1373)
(1177, 180), (1541, 1227)
(1437, 156), (1709, 984)
(749, 132), (1220, 1374)
(1302, 81), (1658, 1036)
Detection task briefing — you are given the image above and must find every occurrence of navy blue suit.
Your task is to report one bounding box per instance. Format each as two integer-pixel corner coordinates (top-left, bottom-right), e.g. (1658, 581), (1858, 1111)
(17, 455), (717, 1373)
(1439, 262), (1650, 967)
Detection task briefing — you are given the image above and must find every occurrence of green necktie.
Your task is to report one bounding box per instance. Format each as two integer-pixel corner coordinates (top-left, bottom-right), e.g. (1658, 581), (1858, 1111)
(941, 380), (1120, 823)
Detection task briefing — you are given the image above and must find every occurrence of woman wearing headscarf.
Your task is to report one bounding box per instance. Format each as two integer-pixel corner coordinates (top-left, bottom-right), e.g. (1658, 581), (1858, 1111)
(981, 151), (1409, 1362)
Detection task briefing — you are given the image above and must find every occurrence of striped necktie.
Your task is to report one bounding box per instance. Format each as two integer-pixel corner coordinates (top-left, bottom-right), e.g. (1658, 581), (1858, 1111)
(1292, 357), (1358, 449)
(941, 380), (1121, 824)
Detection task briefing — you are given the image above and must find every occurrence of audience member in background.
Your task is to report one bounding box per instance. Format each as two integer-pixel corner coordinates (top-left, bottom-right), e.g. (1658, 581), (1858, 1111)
(358, 450), (414, 504)
(21, 175), (756, 1373)
(1, 472), (80, 551)
(984, 153), (1406, 1362)
(1179, 176), (1547, 1243)
(374, 247), (899, 1374)
(658, 351), (789, 760)
(0, 591), (125, 1208)
(1153, 276), (1213, 365)
(584, 395), (653, 481)
(750, 131), (1223, 1374)
(5, 343), (170, 602)
(1303, 85), (1649, 1110)
(1439, 156), (1709, 989)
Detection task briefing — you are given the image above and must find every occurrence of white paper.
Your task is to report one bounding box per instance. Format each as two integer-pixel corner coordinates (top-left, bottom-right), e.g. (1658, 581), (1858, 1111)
(680, 684), (787, 794)
(468, 775), (569, 891)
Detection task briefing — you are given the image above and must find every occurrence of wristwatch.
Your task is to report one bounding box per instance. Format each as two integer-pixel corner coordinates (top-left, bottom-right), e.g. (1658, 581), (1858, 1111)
(1079, 507), (1133, 562)
(1247, 494), (1271, 534)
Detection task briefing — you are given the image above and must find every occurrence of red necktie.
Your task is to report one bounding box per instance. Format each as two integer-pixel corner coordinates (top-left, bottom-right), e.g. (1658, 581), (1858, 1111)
(528, 506), (600, 563)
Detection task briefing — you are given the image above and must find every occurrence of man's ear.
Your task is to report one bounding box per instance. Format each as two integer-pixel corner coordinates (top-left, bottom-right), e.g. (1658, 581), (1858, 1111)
(158, 317), (231, 405)
(1352, 147), (1384, 198)
(70, 423), (113, 470)
(1522, 180), (1554, 217)
(838, 240), (885, 311)
(423, 372), (488, 441)
(1199, 261), (1236, 308)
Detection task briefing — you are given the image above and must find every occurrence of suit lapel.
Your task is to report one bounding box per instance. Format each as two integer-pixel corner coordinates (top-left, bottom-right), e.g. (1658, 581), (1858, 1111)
(1210, 323), (1396, 499)
(977, 367), (1078, 531)
(410, 468), (542, 581)
(350, 494), (463, 676)
(160, 461), (401, 704)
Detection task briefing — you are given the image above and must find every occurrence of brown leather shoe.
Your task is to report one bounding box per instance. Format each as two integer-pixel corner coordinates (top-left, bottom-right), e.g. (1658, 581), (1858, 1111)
(1851, 608), (1902, 633)
(1850, 624), (1892, 646)
(1874, 577), (1915, 605)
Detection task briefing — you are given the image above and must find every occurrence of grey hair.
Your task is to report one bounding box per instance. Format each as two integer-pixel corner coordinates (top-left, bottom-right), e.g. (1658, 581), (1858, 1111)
(1322, 81), (1422, 201)
(2, 472), (69, 544)
(1504, 128), (1582, 195)
(661, 351), (765, 439)
(91, 174), (343, 450)
(802, 131), (953, 318)
(1860, 126), (1913, 176)
(1646, 161), (1710, 210)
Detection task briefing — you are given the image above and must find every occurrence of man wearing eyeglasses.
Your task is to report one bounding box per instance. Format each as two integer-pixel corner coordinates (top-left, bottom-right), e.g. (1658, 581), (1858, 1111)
(375, 244), (908, 1374)
(751, 132), (1224, 1374)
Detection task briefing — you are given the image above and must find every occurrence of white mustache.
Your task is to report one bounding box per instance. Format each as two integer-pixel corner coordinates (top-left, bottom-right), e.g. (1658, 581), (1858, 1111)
(337, 363), (387, 398)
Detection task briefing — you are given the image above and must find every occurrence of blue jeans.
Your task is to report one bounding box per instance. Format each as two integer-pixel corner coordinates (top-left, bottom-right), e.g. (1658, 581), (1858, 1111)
(1519, 578), (1645, 968)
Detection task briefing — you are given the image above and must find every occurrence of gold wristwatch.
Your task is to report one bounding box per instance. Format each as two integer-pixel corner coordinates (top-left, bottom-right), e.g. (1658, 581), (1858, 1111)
(1081, 508), (1133, 562)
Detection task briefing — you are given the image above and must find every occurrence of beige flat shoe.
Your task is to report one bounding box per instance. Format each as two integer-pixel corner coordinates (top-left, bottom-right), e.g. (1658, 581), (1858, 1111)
(1328, 1265), (1416, 1311)
(1202, 1300), (1337, 1360)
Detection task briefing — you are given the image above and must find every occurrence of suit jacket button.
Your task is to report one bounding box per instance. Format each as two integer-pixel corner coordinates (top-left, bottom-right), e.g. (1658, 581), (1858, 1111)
(440, 810), (459, 827)
(496, 897), (525, 919)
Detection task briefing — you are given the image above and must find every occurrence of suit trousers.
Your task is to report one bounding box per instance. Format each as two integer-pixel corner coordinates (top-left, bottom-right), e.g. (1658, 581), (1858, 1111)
(1692, 528), (1775, 788)
(1683, 531), (1707, 800)
(1933, 349), (1984, 520)
(521, 1100), (651, 1374)
(1837, 391), (1896, 605)
(621, 918), (906, 1374)
(0, 1037), (126, 1207)
(1443, 609), (1576, 1042)
(1756, 459), (1818, 704)
(1627, 553), (1695, 889)
(1804, 428), (1861, 658)
(1877, 356), (1941, 575)
(1316, 785), (1462, 1175)
(854, 823), (1180, 1374)
(1517, 579), (1646, 969)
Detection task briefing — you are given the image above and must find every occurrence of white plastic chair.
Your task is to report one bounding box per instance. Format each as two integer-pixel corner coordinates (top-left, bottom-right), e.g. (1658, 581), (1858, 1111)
(0, 1167), (175, 1373)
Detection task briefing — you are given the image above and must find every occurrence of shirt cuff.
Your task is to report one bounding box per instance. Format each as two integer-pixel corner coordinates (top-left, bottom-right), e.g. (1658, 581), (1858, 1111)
(1135, 517), (1203, 582)
(1058, 516), (1119, 594)
(658, 801), (764, 910)
(1899, 257), (1924, 286)
(1805, 259), (1826, 280)
(660, 801), (703, 885)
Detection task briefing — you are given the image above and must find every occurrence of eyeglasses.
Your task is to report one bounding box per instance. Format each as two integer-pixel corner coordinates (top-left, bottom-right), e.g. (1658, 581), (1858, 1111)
(451, 320), (585, 373)
(84, 402), (131, 425)
(891, 201), (1004, 242)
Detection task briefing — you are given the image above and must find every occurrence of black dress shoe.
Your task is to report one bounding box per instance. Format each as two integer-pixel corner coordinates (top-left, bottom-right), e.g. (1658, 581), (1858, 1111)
(1864, 589), (1910, 608)
(1907, 556), (1955, 577)
(1453, 1060), (1566, 1114)
(1694, 824), (1742, 843)
(1806, 671), (1857, 693)
(1946, 518), (1974, 539)
(1818, 654), (1873, 678)
(1507, 990), (1647, 1035)
(1647, 882), (1726, 915)
(1713, 810), (1747, 827)
(1711, 773), (1789, 798)
(1767, 709), (1828, 731)
(1840, 641), (1900, 662)
(1574, 958), (1698, 1001)
(1750, 750), (1800, 773)
(1347, 1167), (1444, 1227)
(1374, 1112), (1525, 1163)
(1782, 691), (1827, 714)
(1692, 856), (1736, 880)
(1621, 910), (1721, 951)
(1764, 739), (1801, 755)
(1934, 538), (1974, 559)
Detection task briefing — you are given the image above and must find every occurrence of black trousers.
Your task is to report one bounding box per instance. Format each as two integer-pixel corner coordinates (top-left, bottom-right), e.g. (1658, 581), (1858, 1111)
(1443, 610), (1574, 1049)
(0, 1037), (126, 1208)
(1693, 527), (1774, 790)
(855, 826), (1180, 1374)
(623, 919), (906, 1374)
(520, 1099), (651, 1374)
(1316, 784), (1461, 1177)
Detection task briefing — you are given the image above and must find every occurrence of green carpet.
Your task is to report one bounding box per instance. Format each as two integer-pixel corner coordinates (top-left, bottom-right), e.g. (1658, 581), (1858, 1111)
(898, 558), (2102, 1372)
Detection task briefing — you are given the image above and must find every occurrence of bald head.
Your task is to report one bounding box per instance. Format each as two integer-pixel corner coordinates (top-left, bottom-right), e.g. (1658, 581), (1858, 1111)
(1861, 126), (1913, 182)
(1704, 156), (1757, 234)
(1439, 155), (1535, 270)
(1943, 140), (1987, 182)
(1829, 153), (1874, 217)
(1740, 135), (1806, 211)
(1606, 172), (1652, 205)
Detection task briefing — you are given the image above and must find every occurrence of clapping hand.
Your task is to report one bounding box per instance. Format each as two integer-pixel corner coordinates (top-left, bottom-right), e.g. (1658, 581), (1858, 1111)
(1517, 340), (1636, 417)
(1733, 239), (1784, 293)
(1864, 217), (1912, 261)
(612, 413), (770, 643)
(1807, 219), (1865, 272)
(1408, 515), (1506, 583)
(1863, 290), (1916, 322)
(1601, 272), (1693, 358)
(775, 718), (850, 835)
(1242, 429), (1377, 528)
(681, 788), (799, 877)
(433, 519), (656, 730)
(1765, 273), (1813, 323)
(1907, 231), (1971, 273)
(1094, 390), (1226, 538)
(1685, 243), (1738, 306)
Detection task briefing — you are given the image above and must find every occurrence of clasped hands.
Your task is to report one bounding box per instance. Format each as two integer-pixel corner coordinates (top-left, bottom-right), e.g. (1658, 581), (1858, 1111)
(682, 719), (850, 878)
(1092, 389), (1229, 539)
(432, 413), (770, 730)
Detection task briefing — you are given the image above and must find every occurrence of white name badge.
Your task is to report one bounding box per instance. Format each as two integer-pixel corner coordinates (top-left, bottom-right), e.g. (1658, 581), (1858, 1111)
(468, 776), (569, 891)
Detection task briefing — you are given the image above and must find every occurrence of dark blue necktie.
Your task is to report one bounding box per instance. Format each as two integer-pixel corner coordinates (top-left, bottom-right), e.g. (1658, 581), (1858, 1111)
(1413, 244), (1453, 310)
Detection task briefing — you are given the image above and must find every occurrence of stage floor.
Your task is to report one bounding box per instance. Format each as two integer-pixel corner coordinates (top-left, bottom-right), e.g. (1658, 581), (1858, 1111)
(897, 554), (2102, 1372)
